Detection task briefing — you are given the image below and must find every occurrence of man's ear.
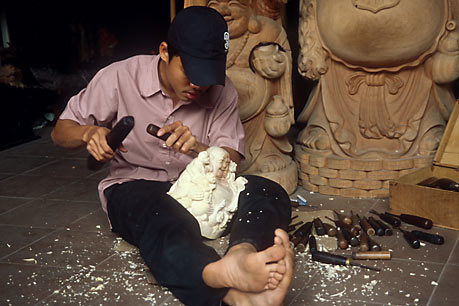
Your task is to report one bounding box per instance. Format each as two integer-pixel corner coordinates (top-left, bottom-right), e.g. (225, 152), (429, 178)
(159, 42), (169, 63)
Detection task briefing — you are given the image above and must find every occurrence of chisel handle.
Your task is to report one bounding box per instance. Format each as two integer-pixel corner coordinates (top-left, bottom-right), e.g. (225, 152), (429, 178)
(313, 218), (326, 236)
(333, 210), (352, 225)
(352, 251), (391, 260)
(309, 235), (318, 253)
(335, 229), (349, 249)
(359, 231), (369, 252)
(87, 116), (135, 170)
(291, 222), (313, 247)
(350, 211), (361, 229)
(399, 229), (420, 249)
(312, 251), (346, 265)
(367, 236), (381, 251)
(350, 211), (361, 236)
(323, 223), (337, 237)
(411, 230), (444, 245)
(341, 227), (359, 247)
(292, 221), (313, 239)
(287, 221), (303, 232)
(367, 217), (385, 236)
(374, 219), (393, 236)
(325, 216), (353, 232)
(295, 239), (308, 253)
(358, 214), (375, 236)
(386, 213), (433, 229)
(146, 123), (172, 141)
(374, 211), (401, 227)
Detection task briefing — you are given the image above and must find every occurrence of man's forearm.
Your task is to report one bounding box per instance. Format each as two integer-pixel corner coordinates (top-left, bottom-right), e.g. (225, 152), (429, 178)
(51, 119), (97, 149)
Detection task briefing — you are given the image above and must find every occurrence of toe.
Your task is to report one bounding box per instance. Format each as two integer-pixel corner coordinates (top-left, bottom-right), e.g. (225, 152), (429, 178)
(264, 245), (285, 264)
(274, 235), (282, 246)
(267, 278), (279, 289)
(275, 229), (290, 247)
(272, 271), (284, 281)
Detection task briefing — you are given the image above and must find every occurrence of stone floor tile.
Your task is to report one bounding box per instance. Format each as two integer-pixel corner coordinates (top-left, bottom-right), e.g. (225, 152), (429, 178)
(1, 141), (78, 158)
(68, 208), (112, 233)
(0, 175), (76, 198)
(0, 173), (13, 181)
(428, 264), (459, 306)
(0, 263), (75, 305)
(0, 155), (54, 174)
(290, 253), (443, 306)
(0, 199), (98, 228)
(447, 237), (459, 266)
(3, 230), (118, 269)
(26, 158), (97, 178)
(0, 196), (31, 215)
(44, 178), (101, 202)
(37, 269), (172, 305)
(0, 225), (54, 259)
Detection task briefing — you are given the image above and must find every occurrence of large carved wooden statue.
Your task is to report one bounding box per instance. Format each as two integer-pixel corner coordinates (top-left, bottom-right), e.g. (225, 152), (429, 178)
(202, 0), (297, 194)
(295, 0), (459, 198)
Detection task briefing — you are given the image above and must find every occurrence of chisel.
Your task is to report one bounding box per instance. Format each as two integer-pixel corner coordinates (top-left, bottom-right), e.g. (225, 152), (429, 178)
(313, 218), (326, 236)
(358, 214), (375, 236)
(333, 210), (352, 225)
(359, 231), (369, 252)
(411, 230), (444, 245)
(370, 209), (401, 227)
(398, 228), (420, 249)
(385, 212), (433, 229)
(374, 219), (393, 236)
(312, 251), (380, 271)
(323, 223), (338, 237)
(309, 234), (318, 253)
(367, 217), (385, 236)
(291, 222), (313, 247)
(351, 251), (391, 260)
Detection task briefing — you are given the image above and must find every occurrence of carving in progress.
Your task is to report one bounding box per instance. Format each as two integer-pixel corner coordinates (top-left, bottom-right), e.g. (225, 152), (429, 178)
(295, 0), (459, 197)
(168, 147), (248, 239)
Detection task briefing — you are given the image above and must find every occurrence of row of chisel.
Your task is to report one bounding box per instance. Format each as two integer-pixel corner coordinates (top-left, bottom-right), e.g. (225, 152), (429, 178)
(289, 209), (445, 254)
(289, 220), (383, 271)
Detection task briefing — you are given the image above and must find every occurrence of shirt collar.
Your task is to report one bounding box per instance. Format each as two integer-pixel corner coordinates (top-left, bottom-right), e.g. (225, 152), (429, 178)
(140, 55), (162, 98)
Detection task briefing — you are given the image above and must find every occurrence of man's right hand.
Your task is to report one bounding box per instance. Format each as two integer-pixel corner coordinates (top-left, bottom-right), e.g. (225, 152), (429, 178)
(84, 126), (114, 162)
(51, 119), (127, 162)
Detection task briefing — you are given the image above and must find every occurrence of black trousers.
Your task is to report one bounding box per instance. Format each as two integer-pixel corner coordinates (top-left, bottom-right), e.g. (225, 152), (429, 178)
(105, 175), (291, 306)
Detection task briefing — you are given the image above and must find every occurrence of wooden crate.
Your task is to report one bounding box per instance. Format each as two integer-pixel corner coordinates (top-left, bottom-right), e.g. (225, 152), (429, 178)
(389, 100), (459, 230)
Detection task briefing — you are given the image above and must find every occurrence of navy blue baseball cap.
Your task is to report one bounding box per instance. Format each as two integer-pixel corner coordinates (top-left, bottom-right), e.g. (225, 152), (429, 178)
(167, 6), (229, 86)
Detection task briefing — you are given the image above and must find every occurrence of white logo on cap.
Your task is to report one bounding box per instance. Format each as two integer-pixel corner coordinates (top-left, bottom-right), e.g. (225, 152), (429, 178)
(224, 31), (229, 52)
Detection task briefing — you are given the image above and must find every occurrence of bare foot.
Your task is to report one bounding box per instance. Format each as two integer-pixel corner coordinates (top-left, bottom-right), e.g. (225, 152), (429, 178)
(202, 230), (287, 292)
(223, 229), (294, 305)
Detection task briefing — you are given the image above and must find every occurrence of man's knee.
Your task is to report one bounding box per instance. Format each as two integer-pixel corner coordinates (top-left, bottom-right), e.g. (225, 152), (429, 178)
(243, 175), (290, 203)
(239, 175), (291, 221)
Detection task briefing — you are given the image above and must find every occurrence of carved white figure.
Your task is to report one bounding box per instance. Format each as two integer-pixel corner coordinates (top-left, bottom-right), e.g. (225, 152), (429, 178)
(168, 147), (248, 239)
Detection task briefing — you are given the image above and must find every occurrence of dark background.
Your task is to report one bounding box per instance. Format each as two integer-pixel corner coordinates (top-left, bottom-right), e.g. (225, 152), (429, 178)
(2, 2), (173, 71)
(0, 1), (310, 112)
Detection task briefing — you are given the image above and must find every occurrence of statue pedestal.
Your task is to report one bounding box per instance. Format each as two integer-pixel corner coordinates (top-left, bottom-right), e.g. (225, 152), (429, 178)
(295, 145), (433, 198)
